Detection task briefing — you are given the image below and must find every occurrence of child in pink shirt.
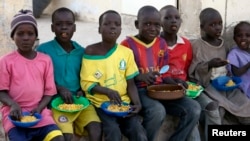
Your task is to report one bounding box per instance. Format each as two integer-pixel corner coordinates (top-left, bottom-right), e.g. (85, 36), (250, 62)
(0, 9), (64, 141)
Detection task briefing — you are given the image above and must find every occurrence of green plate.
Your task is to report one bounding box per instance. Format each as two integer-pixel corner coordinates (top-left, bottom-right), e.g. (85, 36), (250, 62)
(186, 81), (204, 98)
(51, 96), (90, 112)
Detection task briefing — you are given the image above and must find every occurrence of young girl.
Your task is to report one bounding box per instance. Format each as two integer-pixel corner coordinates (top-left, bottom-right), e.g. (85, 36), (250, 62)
(189, 8), (250, 125)
(227, 21), (250, 99)
(80, 10), (147, 141)
(0, 10), (64, 141)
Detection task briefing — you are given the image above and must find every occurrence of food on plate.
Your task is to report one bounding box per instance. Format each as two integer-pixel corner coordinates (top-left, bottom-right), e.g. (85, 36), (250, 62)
(187, 83), (200, 91)
(20, 115), (37, 122)
(225, 79), (235, 87)
(58, 103), (84, 111)
(107, 104), (130, 112)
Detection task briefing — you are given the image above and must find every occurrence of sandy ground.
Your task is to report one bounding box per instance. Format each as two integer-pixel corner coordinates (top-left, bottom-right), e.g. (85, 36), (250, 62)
(36, 14), (137, 47)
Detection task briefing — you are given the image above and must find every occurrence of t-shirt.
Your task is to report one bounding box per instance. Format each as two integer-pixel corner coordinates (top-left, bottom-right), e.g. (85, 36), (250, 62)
(227, 46), (250, 98)
(121, 36), (169, 88)
(37, 39), (84, 95)
(80, 44), (139, 107)
(0, 51), (57, 132)
(163, 35), (192, 81)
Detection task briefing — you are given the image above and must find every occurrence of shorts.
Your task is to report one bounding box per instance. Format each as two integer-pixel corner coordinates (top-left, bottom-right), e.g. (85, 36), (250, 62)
(8, 124), (63, 141)
(52, 104), (100, 136)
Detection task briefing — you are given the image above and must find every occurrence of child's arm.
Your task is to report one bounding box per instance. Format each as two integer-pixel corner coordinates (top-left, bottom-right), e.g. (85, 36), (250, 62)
(56, 85), (74, 104)
(91, 85), (122, 104)
(231, 62), (250, 76)
(0, 90), (22, 120)
(126, 78), (141, 115)
(31, 95), (52, 114)
(135, 71), (160, 84)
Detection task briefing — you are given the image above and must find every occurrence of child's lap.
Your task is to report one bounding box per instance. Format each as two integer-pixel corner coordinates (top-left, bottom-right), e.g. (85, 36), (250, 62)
(52, 104), (100, 135)
(8, 124), (62, 141)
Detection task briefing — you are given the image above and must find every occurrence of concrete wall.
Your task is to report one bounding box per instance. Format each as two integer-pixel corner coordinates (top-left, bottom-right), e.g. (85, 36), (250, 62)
(0, 0), (32, 57)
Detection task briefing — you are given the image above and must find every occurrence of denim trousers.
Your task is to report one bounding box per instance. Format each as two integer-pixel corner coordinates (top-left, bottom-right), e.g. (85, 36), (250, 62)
(95, 107), (148, 141)
(138, 88), (201, 141)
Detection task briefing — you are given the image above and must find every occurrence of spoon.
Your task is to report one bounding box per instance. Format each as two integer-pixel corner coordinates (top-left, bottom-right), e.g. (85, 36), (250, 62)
(159, 65), (170, 74)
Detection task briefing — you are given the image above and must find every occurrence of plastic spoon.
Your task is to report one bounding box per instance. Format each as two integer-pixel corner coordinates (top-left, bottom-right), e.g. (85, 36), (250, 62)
(159, 65), (170, 74)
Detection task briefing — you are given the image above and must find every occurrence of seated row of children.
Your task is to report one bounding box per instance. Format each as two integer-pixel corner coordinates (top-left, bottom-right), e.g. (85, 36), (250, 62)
(0, 4), (250, 141)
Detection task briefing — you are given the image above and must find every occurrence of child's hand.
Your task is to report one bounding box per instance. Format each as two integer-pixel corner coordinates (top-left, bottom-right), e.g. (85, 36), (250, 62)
(162, 77), (177, 84)
(208, 58), (228, 68)
(174, 78), (188, 88)
(124, 104), (141, 118)
(76, 90), (85, 97)
(9, 103), (22, 121)
(106, 89), (122, 105)
(136, 71), (160, 84)
(30, 107), (41, 115)
(58, 87), (73, 104)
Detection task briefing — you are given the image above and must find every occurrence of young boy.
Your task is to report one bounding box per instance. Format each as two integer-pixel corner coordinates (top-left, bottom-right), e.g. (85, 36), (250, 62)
(36, 7), (102, 141)
(189, 7), (250, 126)
(227, 21), (250, 99)
(80, 10), (147, 141)
(159, 5), (219, 141)
(120, 5), (201, 141)
(0, 9), (64, 141)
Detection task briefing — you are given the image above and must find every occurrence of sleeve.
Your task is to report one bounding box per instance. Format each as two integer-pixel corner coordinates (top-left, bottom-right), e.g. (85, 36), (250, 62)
(188, 40), (212, 87)
(120, 38), (130, 49)
(227, 49), (239, 67)
(0, 57), (10, 90)
(185, 39), (193, 75)
(125, 49), (139, 80)
(43, 56), (57, 95)
(80, 57), (98, 94)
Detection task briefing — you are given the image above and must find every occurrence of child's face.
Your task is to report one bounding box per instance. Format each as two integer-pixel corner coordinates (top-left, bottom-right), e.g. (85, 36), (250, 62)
(160, 7), (181, 34)
(99, 13), (121, 42)
(13, 24), (37, 52)
(234, 24), (250, 51)
(51, 12), (75, 42)
(136, 11), (161, 43)
(201, 13), (223, 39)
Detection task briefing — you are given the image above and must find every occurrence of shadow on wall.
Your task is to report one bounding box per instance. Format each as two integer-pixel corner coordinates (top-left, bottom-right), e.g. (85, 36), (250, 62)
(33, 0), (52, 18)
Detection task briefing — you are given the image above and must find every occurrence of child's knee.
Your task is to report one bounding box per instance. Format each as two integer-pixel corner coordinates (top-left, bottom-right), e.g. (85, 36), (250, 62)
(205, 101), (218, 111)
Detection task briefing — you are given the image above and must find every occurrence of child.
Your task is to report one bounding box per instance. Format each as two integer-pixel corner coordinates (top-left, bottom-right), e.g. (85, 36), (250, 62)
(227, 21), (250, 99)
(188, 7), (250, 126)
(120, 5), (201, 141)
(0, 9), (64, 141)
(80, 10), (147, 141)
(36, 7), (102, 141)
(160, 5), (219, 141)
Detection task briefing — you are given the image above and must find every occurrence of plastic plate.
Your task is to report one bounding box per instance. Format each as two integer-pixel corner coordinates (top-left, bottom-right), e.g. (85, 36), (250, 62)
(51, 96), (90, 112)
(100, 101), (132, 117)
(8, 111), (42, 128)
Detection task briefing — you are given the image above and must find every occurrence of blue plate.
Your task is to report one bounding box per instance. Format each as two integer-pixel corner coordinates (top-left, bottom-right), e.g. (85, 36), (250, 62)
(211, 76), (241, 91)
(100, 101), (132, 117)
(8, 111), (42, 128)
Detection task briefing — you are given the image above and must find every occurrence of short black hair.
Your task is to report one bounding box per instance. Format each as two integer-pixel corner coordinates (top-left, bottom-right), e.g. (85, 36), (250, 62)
(137, 5), (159, 20)
(51, 7), (75, 23)
(199, 7), (220, 25)
(160, 5), (176, 13)
(234, 21), (250, 35)
(98, 10), (120, 26)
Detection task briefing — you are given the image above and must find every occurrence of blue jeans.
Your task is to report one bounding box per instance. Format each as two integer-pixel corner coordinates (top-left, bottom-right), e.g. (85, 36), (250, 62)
(95, 107), (147, 141)
(138, 88), (201, 141)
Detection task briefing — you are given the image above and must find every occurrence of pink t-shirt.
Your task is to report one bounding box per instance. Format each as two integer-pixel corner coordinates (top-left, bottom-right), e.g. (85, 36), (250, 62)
(0, 51), (57, 133)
